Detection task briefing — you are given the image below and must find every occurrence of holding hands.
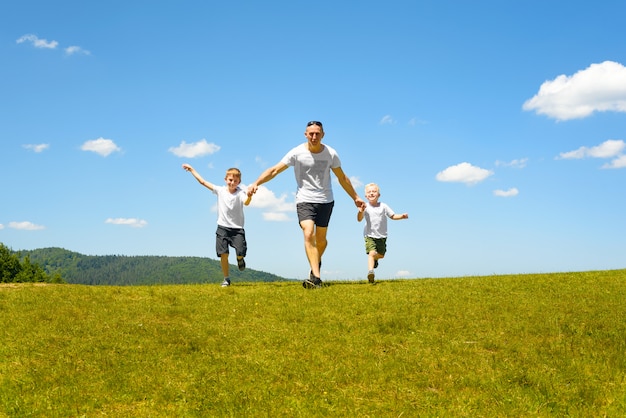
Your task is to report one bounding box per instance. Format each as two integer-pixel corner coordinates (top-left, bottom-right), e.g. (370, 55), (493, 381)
(247, 184), (258, 197)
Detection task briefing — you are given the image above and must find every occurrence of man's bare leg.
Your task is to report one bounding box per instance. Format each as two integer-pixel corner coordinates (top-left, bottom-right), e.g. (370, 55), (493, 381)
(301, 220), (321, 278)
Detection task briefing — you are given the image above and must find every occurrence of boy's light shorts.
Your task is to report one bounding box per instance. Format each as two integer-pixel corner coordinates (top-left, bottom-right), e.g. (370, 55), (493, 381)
(364, 236), (386, 255)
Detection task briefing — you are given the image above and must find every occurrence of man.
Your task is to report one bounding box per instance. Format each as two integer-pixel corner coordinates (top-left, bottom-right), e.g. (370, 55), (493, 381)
(247, 121), (365, 288)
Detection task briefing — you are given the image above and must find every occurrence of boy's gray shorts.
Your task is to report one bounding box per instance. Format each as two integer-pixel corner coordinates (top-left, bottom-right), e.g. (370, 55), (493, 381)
(216, 226), (247, 257)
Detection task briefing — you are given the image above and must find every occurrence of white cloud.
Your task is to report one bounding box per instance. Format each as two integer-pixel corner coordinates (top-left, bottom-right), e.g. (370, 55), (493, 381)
(334, 176), (363, 189)
(81, 137), (121, 157)
(602, 155), (626, 169)
(557, 139), (626, 169)
(17, 34), (90, 57)
(494, 188), (519, 197)
(248, 185), (295, 222)
(379, 115), (395, 125)
(436, 162), (494, 185)
(558, 139), (625, 160)
(248, 186), (295, 211)
(23, 143), (50, 153)
(495, 158), (528, 168)
(0, 224), (4, 229)
(169, 139), (220, 158)
(65, 46), (90, 56)
(262, 212), (291, 221)
(8, 221), (45, 231)
(16, 34), (58, 49)
(255, 156), (267, 168)
(408, 117), (428, 126)
(105, 218), (148, 228)
(523, 61), (626, 121)
(395, 270), (411, 277)
(350, 176), (363, 189)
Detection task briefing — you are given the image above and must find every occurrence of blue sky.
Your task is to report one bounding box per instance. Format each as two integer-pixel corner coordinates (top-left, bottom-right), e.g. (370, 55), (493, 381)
(2, 0), (625, 281)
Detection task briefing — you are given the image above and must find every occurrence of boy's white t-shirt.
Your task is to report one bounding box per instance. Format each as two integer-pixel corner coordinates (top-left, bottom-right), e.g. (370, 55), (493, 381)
(363, 202), (395, 239)
(212, 185), (248, 229)
(280, 143), (341, 204)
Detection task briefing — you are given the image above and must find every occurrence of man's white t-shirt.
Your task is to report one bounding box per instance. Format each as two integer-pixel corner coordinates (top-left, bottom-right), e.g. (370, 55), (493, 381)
(212, 185), (248, 229)
(280, 143), (341, 204)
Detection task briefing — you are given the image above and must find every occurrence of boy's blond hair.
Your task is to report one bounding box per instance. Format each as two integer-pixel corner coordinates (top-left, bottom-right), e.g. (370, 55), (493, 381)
(225, 168), (242, 180)
(364, 183), (379, 192)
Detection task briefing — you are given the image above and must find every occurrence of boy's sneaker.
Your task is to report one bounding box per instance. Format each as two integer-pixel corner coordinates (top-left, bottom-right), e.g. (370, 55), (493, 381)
(303, 275), (322, 289)
(237, 257), (246, 271)
(367, 270), (375, 283)
(221, 278), (231, 287)
(374, 259), (379, 269)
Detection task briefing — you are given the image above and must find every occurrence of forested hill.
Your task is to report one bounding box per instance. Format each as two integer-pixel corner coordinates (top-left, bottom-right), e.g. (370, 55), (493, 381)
(19, 247), (290, 285)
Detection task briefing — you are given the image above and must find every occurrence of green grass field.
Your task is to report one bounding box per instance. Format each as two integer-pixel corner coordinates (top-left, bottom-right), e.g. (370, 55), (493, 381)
(1, 270), (625, 417)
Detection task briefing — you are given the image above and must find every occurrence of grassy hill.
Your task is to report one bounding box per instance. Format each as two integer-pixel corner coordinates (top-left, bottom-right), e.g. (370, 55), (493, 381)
(1, 269), (625, 416)
(18, 247), (289, 285)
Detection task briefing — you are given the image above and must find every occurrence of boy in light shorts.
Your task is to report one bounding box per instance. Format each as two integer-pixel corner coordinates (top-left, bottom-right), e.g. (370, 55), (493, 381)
(357, 183), (408, 283)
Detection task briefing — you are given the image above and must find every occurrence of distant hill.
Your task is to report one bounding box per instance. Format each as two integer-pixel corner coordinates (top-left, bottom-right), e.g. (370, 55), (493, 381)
(19, 247), (290, 285)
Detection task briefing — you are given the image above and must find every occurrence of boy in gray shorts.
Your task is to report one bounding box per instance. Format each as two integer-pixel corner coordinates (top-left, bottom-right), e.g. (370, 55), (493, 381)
(183, 164), (252, 287)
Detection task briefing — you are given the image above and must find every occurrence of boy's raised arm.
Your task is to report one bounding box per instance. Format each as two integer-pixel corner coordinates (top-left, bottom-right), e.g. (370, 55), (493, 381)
(182, 163), (215, 191)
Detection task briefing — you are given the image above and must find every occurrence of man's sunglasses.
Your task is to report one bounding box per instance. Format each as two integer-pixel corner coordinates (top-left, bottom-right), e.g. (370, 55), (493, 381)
(307, 121), (323, 127)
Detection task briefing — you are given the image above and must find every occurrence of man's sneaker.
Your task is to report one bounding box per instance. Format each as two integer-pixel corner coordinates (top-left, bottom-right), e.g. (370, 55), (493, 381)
(374, 259), (379, 269)
(367, 270), (375, 283)
(237, 257), (246, 271)
(308, 260), (322, 280)
(221, 278), (231, 287)
(303, 276), (322, 289)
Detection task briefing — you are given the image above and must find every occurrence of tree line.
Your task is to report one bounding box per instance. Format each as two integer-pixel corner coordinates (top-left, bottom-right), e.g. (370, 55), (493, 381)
(2, 245), (288, 286)
(0, 243), (64, 283)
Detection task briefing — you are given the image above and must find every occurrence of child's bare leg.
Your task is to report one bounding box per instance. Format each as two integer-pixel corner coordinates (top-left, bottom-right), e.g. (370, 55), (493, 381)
(368, 251), (385, 270)
(368, 251), (377, 271)
(219, 253), (230, 278)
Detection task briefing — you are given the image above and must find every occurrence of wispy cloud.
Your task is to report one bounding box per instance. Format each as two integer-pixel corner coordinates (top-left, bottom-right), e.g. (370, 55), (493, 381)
(557, 139), (624, 160)
(65, 45), (90, 56)
(408, 117), (428, 126)
(523, 61), (626, 121)
(81, 138), (121, 157)
(16, 34), (58, 49)
(23, 143), (50, 153)
(494, 188), (519, 197)
(8, 221), (45, 231)
(395, 270), (411, 277)
(333, 176), (363, 190)
(169, 139), (220, 158)
(557, 139), (626, 169)
(350, 176), (363, 189)
(255, 155), (268, 168)
(495, 158), (528, 169)
(379, 115), (396, 125)
(105, 218), (148, 228)
(17, 34), (90, 56)
(436, 162), (494, 185)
